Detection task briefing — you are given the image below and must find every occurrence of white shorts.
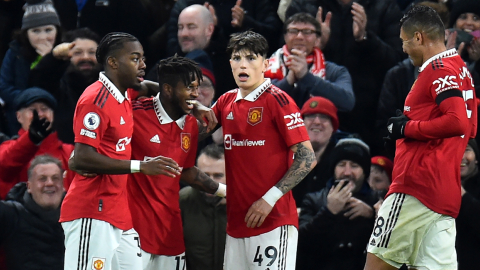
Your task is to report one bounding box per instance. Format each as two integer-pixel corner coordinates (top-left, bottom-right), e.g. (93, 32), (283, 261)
(63, 218), (142, 270)
(367, 193), (457, 270)
(141, 250), (186, 270)
(224, 225), (297, 270)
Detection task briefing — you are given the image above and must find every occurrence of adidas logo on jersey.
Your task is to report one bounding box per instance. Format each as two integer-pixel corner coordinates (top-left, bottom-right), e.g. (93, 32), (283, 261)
(150, 134), (161, 143)
(226, 112), (234, 120)
(369, 238), (376, 246)
(120, 116), (125, 125)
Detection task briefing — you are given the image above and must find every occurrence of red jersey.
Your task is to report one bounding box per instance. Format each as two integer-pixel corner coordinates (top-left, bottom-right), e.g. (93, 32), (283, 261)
(60, 73), (134, 230)
(128, 95), (198, 255)
(212, 79), (310, 238)
(387, 49), (477, 218)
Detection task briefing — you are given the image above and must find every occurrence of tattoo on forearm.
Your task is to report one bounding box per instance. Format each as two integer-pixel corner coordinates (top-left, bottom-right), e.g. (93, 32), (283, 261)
(190, 169), (219, 194)
(276, 143), (316, 194)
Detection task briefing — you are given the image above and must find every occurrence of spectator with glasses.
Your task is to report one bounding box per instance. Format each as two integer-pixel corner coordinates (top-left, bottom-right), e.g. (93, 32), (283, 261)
(265, 12), (354, 111)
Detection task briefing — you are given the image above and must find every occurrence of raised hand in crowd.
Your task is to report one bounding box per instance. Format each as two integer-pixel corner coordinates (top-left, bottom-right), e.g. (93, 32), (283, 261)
(344, 197), (374, 219)
(285, 48), (308, 84)
(204, 2), (218, 26)
(316, 6), (331, 49)
(28, 109), (53, 145)
(231, 0), (245, 28)
(326, 180), (354, 214)
(351, 2), (367, 41)
(52, 42), (76, 60)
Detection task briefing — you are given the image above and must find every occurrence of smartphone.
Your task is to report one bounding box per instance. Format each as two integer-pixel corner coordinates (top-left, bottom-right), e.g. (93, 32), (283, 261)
(333, 179), (349, 190)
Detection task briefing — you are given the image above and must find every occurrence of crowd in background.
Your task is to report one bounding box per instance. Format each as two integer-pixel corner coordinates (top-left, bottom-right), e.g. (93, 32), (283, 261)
(0, 0), (479, 269)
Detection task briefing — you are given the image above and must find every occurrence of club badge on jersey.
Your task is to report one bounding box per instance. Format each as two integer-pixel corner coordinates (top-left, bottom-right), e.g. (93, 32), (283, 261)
(248, 107), (263, 126)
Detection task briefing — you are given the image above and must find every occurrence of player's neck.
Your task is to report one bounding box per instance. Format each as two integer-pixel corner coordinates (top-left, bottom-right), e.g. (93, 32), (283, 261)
(160, 98), (182, 121)
(421, 43), (447, 65)
(239, 78), (266, 98)
(104, 71), (127, 96)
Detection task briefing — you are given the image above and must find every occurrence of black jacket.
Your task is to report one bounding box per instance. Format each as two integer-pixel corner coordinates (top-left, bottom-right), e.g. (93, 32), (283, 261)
(0, 183), (64, 270)
(298, 180), (377, 270)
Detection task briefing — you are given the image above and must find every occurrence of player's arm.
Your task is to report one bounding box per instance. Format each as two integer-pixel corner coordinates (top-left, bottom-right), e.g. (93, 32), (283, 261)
(137, 80), (160, 98)
(245, 140), (317, 228)
(180, 166), (226, 197)
(72, 143), (181, 176)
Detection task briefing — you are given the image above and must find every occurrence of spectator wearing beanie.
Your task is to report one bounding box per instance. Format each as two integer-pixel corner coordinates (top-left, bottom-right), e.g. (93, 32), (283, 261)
(448, 0), (480, 63)
(456, 138), (480, 270)
(297, 137), (377, 270)
(368, 156), (393, 192)
(0, 0), (61, 136)
(292, 96), (339, 207)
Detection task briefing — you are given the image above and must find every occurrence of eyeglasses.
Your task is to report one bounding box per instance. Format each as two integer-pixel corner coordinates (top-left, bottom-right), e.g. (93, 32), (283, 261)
(286, 28), (318, 36)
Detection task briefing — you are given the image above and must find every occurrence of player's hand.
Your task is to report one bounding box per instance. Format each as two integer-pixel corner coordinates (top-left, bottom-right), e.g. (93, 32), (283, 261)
(140, 156), (181, 177)
(387, 109), (409, 140)
(373, 199), (383, 218)
(351, 2), (367, 41)
(191, 100), (218, 133)
(285, 49), (309, 79)
(231, 0), (245, 28)
(383, 136), (396, 156)
(326, 180), (353, 214)
(52, 42), (75, 60)
(245, 198), (273, 228)
(344, 197), (374, 219)
(316, 6), (332, 49)
(28, 110), (53, 144)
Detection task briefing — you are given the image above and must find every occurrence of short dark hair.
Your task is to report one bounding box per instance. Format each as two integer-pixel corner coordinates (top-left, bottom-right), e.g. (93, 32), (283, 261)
(96, 32), (138, 65)
(157, 55), (203, 91)
(28, 155), (64, 180)
(284, 13), (321, 36)
(198, 144), (224, 160)
(64, 27), (101, 44)
(226, 31), (269, 58)
(400, 5), (445, 41)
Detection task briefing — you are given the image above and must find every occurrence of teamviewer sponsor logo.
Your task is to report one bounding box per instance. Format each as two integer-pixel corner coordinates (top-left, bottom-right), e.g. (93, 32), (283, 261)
(284, 112), (305, 130)
(224, 134), (265, 150)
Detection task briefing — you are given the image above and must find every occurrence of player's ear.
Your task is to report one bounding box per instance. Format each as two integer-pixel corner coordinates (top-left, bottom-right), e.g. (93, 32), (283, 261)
(162, 83), (173, 97)
(107, 56), (117, 69)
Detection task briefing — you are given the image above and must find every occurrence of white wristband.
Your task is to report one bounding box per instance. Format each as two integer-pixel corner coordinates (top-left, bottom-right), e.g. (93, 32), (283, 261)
(214, 183), (227, 197)
(262, 187), (284, 207)
(130, 160), (141, 173)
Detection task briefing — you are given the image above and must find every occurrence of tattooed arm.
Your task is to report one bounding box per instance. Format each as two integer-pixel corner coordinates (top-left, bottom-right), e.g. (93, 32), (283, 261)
(245, 140), (317, 228)
(180, 166), (221, 195)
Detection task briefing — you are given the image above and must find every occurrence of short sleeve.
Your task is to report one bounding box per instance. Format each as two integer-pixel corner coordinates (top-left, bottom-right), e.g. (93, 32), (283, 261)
(211, 95), (224, 127)
(73, 102), (110, 149)
(428, 67), (462, 99)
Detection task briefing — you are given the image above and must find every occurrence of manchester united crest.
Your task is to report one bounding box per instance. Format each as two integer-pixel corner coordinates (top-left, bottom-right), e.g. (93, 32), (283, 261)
(181, 133), (191, 152)
(247, 107), (263, 126)
(92, 258), (105, 270)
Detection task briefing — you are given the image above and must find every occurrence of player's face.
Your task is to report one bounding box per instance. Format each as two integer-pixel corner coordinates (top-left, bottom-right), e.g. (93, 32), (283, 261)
(400, 28), (423, 67)
(461, 145), (477, 178)
(196, 76), (215, 107)
(455, 13), (480, 33)
(115, 41), (146, 91)
(27, 163), (64, 210)
(16, 101), (54, 131)
(334, 160), (365, 193)
(178, 9), (212, 53)
(284, 22), (320, 55)
(197, 154), (226, 203)
(303, 113), (333, 151)
(172, 77), (200, 115)
(27, 24), (57, 52)
(230, 50), (269, 92)
(70, 38), (99, 73)
(367, 165), (391, 191)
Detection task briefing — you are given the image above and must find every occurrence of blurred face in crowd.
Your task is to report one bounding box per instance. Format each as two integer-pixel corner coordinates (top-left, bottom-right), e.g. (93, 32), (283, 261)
(178, 6), (214, 53)
(335, 160), (365, 193)
(27, 24), (57, 52)
(196, 75), (215, 107)
(400, 27), (423, 67)
(284, 21), (320, 55)
(368, 165), (391, 191)
(230, 50), (268, 92)
(455, 13), (480, 32)
(197, 153), (226, 204)
(16, 101), (54, 131)
(27, 162), (64, 210)
(461, 144), (477, 179)
(70, 38), (99, 73)
(303, 113), (333, 151)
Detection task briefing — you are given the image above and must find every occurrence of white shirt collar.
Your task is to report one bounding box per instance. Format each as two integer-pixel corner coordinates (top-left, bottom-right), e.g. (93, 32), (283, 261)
(419, 48), (457, 73)
(153, 93), (187, 129)
(234, 78), (272, 102)
(98, 72), (126, 103)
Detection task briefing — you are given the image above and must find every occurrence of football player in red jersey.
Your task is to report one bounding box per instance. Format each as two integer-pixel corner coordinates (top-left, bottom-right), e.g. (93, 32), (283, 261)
(206, 31), (317, 270)
(365, 6), (477, 270)
(61, 33), (181, 270)
(128, 55), (226, 270)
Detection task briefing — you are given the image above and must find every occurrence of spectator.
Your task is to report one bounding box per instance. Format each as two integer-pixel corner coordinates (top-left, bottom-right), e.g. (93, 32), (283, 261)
(297, 138), (377, 270)
(0, 155), (65, 270)
(147, 3), (236, 96)
(179, 144), (227, 270)
(265, 12), (354, 111)
(448, 0), (480, 64)
(0, 0), (62, 136)
(185, 49), (216, 107)
(0, 87), (74, 199)
(368, 156), (393, 192)
(292, 96), (339, 207)
(286, 0), (405, 155)
(29, 27), (101, 144)
(456, 139), (480, 270)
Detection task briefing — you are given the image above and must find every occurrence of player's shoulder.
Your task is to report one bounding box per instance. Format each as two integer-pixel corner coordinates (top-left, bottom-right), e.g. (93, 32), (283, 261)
(263, 84), (293, 107)
(78, 81), (111, 108)
(132, 97), (154, 111)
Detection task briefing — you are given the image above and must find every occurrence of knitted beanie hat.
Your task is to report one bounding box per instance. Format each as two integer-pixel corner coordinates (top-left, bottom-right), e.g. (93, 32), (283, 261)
(330, 138), (371, 179)
(22, 0), (61, 30)
(300, 96), (339, 131)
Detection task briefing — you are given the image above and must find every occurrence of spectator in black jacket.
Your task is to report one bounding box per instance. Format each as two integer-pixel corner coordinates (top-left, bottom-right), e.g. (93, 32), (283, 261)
(0, 154), (65, 270)
(29, 28), (101, 144)
(297, 138), (377, 270)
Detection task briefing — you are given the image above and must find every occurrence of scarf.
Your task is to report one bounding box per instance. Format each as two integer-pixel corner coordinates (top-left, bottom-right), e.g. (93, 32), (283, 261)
(265, 45), (326, 81)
